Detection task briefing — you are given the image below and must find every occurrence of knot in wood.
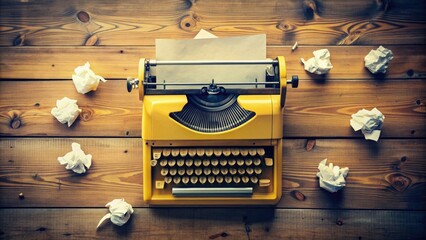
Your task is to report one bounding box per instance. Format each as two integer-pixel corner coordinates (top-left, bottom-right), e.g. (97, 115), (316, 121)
(180, 14), (197, 31)
(77, 11), (90, 23)
(305, 139), (316, 151)
(13, 34), (26, 46)
(336, 219), (343, 226)
(291, 190), (306, 201)
(9, 112), (22, 129)
(80, 107), (94, 121)
(386, 173), (411, 192)
(85, 34), (99, 46)
(303, 0), (320, 20)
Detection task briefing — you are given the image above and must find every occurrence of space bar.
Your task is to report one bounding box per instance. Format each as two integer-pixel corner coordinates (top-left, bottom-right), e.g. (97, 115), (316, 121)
(172, 187), (253, 197)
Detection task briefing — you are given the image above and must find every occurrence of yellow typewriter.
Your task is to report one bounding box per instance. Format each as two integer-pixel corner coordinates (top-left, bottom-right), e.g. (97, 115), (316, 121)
(127, 57), (298, 205)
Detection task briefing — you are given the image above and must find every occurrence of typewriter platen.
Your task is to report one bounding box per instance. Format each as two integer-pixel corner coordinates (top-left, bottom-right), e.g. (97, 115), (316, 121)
(127, 57), (298, 205)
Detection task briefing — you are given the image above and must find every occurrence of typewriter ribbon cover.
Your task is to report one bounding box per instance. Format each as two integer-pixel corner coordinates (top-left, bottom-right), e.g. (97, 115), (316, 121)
(126, 34), (298, 205)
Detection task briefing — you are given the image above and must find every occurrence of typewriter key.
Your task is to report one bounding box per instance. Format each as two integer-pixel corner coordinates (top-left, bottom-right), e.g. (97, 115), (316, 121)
(171, 148), (180, 157)
(237, 159), (245, 166)
(208, 176), (215, 184)
(199, 176), (207, 184)
(240, 148), (249, 157)
(152, 149), (162, 160)
(242, 176), (250, 184)
(177, 159), (185, 167)
(257, 148), (265, 156)
(238, 168), (246, 175)
(259, 179), (271, 187)
(265, 158), (274, 167)
(228, 159), (236, 166)
(155, 181), (165, 190)
(162, 148), (171, 157)
(194, 159), (202, 167)
(211, 159), (219, 167)
(190, 176), (198, 184)
(220, 168), (228, 175)
(253, 158), (261, 166)
(245, 158), (253, 166)
(229, 168), (237, 175)
(196, 148), (205, 157)
(169, 168), (177, 176)
(178, 168), (185, 176)
(188, 148), (197, 157)
(186, 168), (194, 176)
(160, 168), (169, 176)
(225, 176), (232, 184)
(202, 159), (210, 167)
(182, 176), (189, 184)
(168, 159), (176, 167)
(220, 159), (227, 166)
(173, 176), (181, 184)
(214, 148), (222, 157)
(223, 148), (231, 157)
(249, 148), (257, 156)
(231, 148), (240, 156)
(179, 148), (188, 157)
(233, 176), (241, 184)
(216, 176), (224, 184)
(185, 159), (193, 167)
(164, 176), (172, 184)
(254, 167), (262, 175)
(195, 168), (203, 176)
(250, 176), (259, 184)
(160, 160), (168, 167)
(203, 168), (211, 175)
(246, 168), (254, 175)
(205, 148), (213, 157)
(212, 168), (220, 175)
(150, 160), (157, 167)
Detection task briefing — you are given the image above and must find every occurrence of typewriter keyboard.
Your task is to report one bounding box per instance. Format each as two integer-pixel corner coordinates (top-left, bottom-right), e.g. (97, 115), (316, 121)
(150, 147), (275, 196)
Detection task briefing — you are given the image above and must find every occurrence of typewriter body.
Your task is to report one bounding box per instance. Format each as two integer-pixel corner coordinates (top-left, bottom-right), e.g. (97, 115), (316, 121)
(127, 57), (298, 205)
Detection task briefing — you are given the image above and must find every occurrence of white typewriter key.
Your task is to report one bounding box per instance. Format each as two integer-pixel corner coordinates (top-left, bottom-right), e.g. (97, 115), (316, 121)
(249, 148), (257, 156)
(250, 176), (259, 184)
(240, 148), (249, 157)
(203, 159), (210, 167)
(150, 160), (158, 167)
(177, 159), (185, 167)
(169, 168), (177, 176)
(190, 176), (198, 184)
(203, 168), (211, 175)
(229, 168), (237, 175)
(165, 176), (172, 184)
(257, 148), (265, 156)
(178, 168), (185, 176)
(171, 148), (180, 157)
(168, 159), (176, 167)
(199, 176), (207, 184)
(228, 159), (236, 166)
(265, 158), (274, 167)
(220, 159), (227, 166)
(253, 158), (262, 166)
(162, 148), (171, 157)
(238, 168), (246, 175)
(188, 148), (197, 157)
(211, 159), (219, 167)
(179, 148), (188, 157)
(155, 181), (165, 190)
(246, 168), (254, 175)
(223, 148), (231, 157)
(160, 160), (168, 167)
(259, 179), (271, 187)
(208, 176), (215, 184)
(186, 168), (194, 176)
(182, 176), (189, 184)
(194, 159), (202, 167)
(195, 168), (203, 176)
(254, 167), (262, 175)
(214, 148), (222, 157)
(225, 176), (232, 184)
(245, 158), (253, 166)
(237, 159), (245, 166)
(205, 148), (213, 157)
(185, 159), (193, 167)
(173, 176), (181, 184)
(233, 176), (241, 184)
(152, 149), (162, 160)
(231, 148), (240, 156)
(196, 148), (205, 157)
(212, 168), (220, 175)
(216, 176), (224, 184)
(160, 168), (169, 176)
(220, 168), (228, 175)
(242, 176), (250, 184)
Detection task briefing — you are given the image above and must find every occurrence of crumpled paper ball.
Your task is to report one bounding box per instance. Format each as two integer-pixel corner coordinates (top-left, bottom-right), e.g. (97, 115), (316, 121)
(364, 46), (393, 74)
(97, 199), (134, 228)
(316, 159), (349, 193)
(57, 142), (92, 174)
(301, 49), (333, 75)
(350, 107), (385, 142)
(51, 97), (81, 127)
(72, 62), (106, 94)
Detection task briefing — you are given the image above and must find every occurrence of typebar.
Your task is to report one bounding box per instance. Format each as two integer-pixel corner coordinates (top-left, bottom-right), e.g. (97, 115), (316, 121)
(172, 187), (253, 197)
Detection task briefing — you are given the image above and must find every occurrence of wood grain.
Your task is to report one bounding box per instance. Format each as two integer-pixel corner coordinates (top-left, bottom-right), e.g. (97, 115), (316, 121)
(1, 80), (424, 138)
(1, 138), (425, 209)
(0, 46), (425, 80)
(0, 0), (425, 46)
(0, 208), (425, 239)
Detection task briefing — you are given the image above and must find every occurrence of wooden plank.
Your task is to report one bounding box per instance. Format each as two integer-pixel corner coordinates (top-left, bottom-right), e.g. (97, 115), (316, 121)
(0, 46), (425, 80)
(0, 208), (424, 239)
(1, 138), (425, 209)
(0, 0), (425, 46)
(0, 80), (424, 138)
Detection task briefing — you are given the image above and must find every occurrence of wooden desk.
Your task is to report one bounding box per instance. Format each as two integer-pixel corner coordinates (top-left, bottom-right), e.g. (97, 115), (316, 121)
(0, 0), (425, 239)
